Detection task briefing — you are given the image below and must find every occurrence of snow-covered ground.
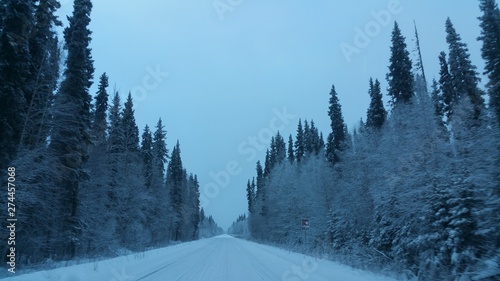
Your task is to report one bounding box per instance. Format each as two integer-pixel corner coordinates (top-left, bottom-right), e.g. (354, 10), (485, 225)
(3, 235), (399, 281)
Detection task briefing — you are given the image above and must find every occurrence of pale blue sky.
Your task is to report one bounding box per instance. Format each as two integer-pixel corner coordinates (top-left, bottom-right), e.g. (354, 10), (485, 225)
(57, 0), (487, 230)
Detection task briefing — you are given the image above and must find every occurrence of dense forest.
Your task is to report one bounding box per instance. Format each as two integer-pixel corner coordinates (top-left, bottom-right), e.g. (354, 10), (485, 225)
(1, 0), (500, 280)
(0, 0), (224, 269)
(237, 2), (500, 280)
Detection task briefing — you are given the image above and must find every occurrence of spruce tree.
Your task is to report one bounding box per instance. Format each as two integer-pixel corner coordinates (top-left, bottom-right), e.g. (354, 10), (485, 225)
(303, 120), (312, 155)
(255, 160), (266, 216)
(287, 134), (294, 162)
(246, 179), (254, 214)
(326, 84), (347, 164)
(366, 78), (387, 130)
(478, 0), (500, 123)
(294, 119), (304, 163)
(0, 0), (35, 166)
(309, 120), (320, 154)
(121, 93), (139, 154)
(91, 73), (109, 144)
(439, 51), (455, 120)
(141, 125), (153, 189)
(318, 132), (325, 151)
(445, 18), (484, 119)
(430, 78), (444, 119)
(152, 118), (168, 183)
(19, 0), (61, 150)
(263, 149), (271, 178)
(274, 131), (286, 163)
(167, 140), (184, 241)
(386, 21), (414, 107)
(49, 0), (94, 259)
(108, 92), (123, 155)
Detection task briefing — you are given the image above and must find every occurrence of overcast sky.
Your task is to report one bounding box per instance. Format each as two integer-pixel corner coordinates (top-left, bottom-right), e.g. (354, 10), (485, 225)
(57, 0), (488, 230)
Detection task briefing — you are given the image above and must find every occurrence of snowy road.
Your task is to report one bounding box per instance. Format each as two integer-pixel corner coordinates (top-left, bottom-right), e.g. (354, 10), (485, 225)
(5, 235), (398, 281)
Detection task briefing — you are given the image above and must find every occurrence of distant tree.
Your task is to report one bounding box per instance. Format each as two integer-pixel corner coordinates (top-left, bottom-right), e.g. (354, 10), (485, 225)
(478, 0), (500, 123)
(438, 51), (456, 120)
(141, 125), (154, 189)
(386, 21), (414, 107)
(274, 131), (286, 163)
(121, 93), (140, 154)
(287, 134), (295, 162)
(91, 73), (109, 144)
(246, 179), (254, 214)
(295, 119), (304, 163)
(264, 148), (272, 178)
(446, 18), (484, 120)
(303, 120), (312, 155)
(366, 78), (387, 130)
(152, 118), (168, 184)
(167, 140), (184, 241)
(430, 78), (445, 119)
(326, 84), (347, 164)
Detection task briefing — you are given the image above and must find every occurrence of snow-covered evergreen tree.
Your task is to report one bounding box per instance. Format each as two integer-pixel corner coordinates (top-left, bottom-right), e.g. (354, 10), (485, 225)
(478, 0), (500, 124)
(386, 21), (414, 107)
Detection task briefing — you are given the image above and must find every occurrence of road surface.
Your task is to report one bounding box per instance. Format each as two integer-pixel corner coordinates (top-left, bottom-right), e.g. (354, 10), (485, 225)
(5, 235), (398, 281)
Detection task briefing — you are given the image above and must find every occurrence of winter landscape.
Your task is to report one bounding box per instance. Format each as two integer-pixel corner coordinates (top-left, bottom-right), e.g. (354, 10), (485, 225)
(0, 0), (499, 280)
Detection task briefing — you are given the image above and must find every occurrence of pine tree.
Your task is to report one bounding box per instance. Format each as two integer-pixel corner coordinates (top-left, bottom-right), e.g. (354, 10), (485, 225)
(167, 140), (184, 241)
(295, 119), (304, 163)
(326, 84), (347, 164)
(287, 134), (295, 162)
(366, 78), (387, 130)
(91, 73), (109, 144)
(386, 21), (414, 107)
(478, 0), (500, 123)
(446, 18), (484, 119)
(49, 0), (94, 259)
(0, 0), (35, 166)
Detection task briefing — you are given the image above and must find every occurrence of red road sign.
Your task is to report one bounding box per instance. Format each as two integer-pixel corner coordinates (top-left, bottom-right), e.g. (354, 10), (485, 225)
(301, 218), (309, 228)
